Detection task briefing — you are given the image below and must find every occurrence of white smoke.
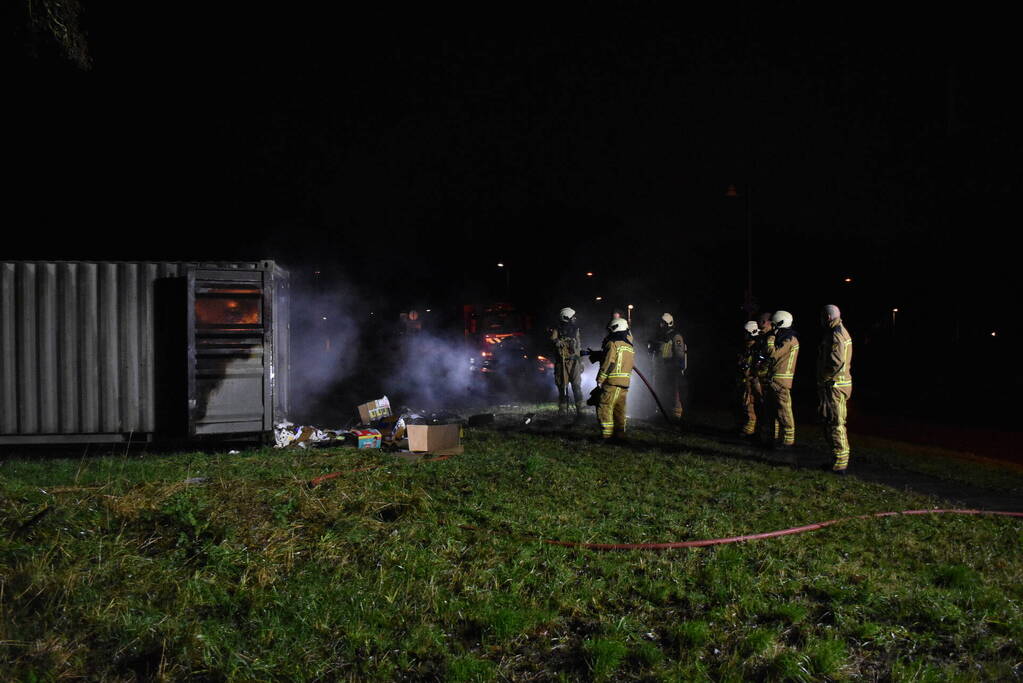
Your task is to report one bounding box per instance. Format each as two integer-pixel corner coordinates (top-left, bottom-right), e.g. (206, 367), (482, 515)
(286, 276), (364, 419)
(387, 331), (475, 410)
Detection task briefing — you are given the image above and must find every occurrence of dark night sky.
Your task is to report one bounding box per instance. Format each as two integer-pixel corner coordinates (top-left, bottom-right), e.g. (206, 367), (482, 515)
(8, 10), (1021, 341)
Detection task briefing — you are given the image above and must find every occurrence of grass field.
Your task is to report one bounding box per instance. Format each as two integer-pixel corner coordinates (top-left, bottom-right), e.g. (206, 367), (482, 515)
(2, 407), (1022, 681)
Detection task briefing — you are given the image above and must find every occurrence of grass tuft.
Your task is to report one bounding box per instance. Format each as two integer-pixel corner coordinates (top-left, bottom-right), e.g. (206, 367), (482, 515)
(583, 638), (627, 680)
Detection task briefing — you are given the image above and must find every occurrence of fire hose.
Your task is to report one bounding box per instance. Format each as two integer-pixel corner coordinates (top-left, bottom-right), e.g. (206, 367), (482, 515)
(583, 348), (675, 427)
(631, 365), (676, 427)
(459, 509), (1023, 551)
(308, 458), (1022, 550)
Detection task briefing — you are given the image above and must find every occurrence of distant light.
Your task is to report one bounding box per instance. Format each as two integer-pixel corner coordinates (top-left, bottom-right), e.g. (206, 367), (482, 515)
(725, 184), (738, 197)
(497, 262), (504, 268)
(844, 277), (852, 283)
(628, 304), (634, 310)
(321, 316), (327, 320)
(586, 271), (594, 277)
(426, 309), (431, 312)
(595, 296), (603, 302)
(991, 331), (997, 337)
(892, 308), (899, 312)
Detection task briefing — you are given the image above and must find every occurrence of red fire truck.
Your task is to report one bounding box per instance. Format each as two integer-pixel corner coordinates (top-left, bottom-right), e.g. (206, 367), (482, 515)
(462, 303), (554, 391)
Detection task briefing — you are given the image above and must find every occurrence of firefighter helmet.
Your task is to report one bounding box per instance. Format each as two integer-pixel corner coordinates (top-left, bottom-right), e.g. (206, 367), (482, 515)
(608, 318), (629, 333)
(821, 304), (841, 325)
(661, 313), (674, 326)
(559, 307), (576, 322)
(744, 321), (759, 336)
(771, 310), (794, 328)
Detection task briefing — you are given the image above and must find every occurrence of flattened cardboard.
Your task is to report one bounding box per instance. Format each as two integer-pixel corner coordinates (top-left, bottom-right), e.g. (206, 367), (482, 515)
(357, 396), (392, 424)
(407, 423), (462, 455)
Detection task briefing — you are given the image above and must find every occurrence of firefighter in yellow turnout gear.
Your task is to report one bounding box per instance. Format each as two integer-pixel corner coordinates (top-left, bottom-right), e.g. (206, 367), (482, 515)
(549, 307), (585, 419)
(738, 321), (760, 435)
(745, 312), (774, 438)
(817, 304), (853, 472)
(595, 318), (635, 440)
(646, 313), (688, 420)
(759, 310), (800, 447)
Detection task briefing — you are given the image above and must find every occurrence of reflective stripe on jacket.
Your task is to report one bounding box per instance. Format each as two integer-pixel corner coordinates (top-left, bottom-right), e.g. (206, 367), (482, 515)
(597, 339), (635, 387)
(817, 319), (852, 387)
(768, 328), (799, 388)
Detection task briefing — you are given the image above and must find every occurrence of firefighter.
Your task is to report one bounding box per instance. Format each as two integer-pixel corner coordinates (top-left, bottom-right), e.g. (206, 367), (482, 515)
(760, 310), (799, 448)
(738, 320), (759, 435)
(747, 311), (774, 438)
(549, 307), (585, 419)
(610, 308), (635, 343)
(596, 317), (635, 440)
(646, 313), (688, 421)
(817, 304), (853, 473)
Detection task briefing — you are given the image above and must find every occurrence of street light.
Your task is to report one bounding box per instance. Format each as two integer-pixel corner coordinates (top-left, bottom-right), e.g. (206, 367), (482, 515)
(892, 308), (898, 330)
(627, 304), (634, 325)
(496, 262), (510, 296)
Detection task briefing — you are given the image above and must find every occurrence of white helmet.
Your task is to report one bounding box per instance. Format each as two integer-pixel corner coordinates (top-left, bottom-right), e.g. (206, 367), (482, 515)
(661, 313), (674, 326)
(821, 304), (841, 324)
(771, 310), (793, 328)
(559, 307), (576, 322)
(744, 321), (759, 336)
(608, 318), (629, 333)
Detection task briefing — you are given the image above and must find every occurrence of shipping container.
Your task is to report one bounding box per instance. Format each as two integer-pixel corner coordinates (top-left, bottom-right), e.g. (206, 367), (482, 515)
(0, 260), (289, 444)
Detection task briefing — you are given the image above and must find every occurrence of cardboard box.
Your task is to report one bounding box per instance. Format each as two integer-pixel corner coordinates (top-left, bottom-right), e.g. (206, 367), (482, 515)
(406, 423), (463, 455)
(349, 428), (382, 449)
(357, 396), (392, 424)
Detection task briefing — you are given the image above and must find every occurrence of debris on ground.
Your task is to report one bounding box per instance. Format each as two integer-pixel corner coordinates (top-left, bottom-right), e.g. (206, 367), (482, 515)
(357, 396), (392, 423)
(272, 399), (466, 453)
(404, 410), (465, 425)
(273, 422), (350, 449)
(349, 428), (382, 449)
(407, 423), (463, 455)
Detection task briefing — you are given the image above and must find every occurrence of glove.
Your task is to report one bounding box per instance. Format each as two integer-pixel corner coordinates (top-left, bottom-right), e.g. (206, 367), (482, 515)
(817, 397), (834, 423)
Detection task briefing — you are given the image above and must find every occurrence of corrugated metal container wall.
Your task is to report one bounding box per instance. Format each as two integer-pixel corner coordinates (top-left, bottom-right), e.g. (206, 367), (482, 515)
(0, 261), (288, 442)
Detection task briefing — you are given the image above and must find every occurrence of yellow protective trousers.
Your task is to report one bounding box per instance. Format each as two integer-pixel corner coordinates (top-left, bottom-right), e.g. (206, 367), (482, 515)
(597, 385), (628, 438)
(740, 381), (758, 435)
(823, 384), (852, 469)
(763, 382), (795, 445)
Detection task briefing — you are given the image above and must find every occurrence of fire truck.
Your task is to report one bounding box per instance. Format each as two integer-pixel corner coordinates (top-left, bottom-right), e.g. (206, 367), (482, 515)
(462, 302), (554, 394)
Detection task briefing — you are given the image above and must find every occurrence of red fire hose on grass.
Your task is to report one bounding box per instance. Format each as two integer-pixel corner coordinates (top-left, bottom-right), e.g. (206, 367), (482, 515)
(460, 508), (1023, 551)
(308, 456), (1022, 550)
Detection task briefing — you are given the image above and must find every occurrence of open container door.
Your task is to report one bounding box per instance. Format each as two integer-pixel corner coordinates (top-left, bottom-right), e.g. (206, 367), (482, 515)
(186, 268), (272, 436)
